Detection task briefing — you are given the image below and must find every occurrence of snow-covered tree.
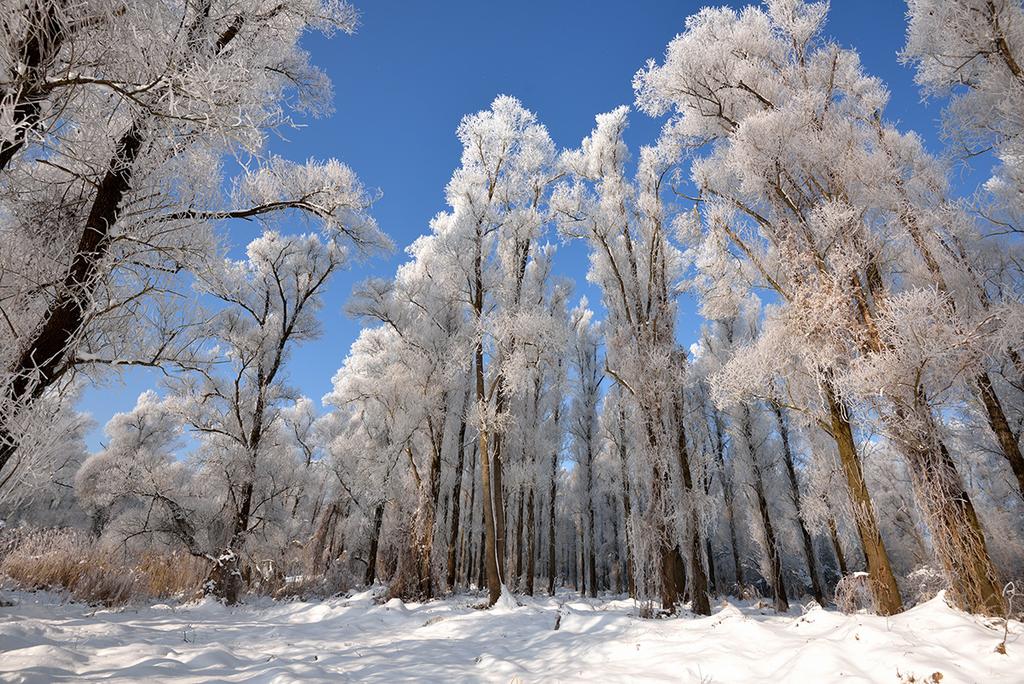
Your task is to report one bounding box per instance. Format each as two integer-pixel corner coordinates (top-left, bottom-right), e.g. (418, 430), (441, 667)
(567, 300), (603, 598)
(161, 230), (350, 602)
(635, 0), (1012, 615)
(0, 0), (386, 491)
(554, 107), (711, 614)
(428, 95), (559, 605)
(903, 0), (1024, 221)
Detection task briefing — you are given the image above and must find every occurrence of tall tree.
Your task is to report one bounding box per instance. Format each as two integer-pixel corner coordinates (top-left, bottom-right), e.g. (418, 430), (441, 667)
(555, 108), (711, 614)
(0, 0), (387, 489)
(636, 0), (1010, 615)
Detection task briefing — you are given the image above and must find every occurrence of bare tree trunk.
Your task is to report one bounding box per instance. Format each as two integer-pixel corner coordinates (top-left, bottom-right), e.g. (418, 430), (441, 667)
(610, 494), (623, 594)
(512, 488), (524, 587)
(473, 223), (502, 606)
(826, 385), (904, 615)
(476, 526), (486, 592)
(653, 465), (681, 611)
(547, 429), (559, 596)
(639, 415), (685, 612)
(365, 501), (385, 586)
(491, 433), (508, 589)
(446, 391), (471, 591)
(827, 513), (848, 580)
(526, 484), (537, 595)
(571, 524), (579, 592)
(1, 10), (248, 478)
(0, 121), (145, 477)
(411, 414), (446, 600)
(712, 413), (745, 594)
(616, 407), (636, 598)
(893, 401), (1005, 615)
(977, 372), (1024, 498)
(309, 501), (340, 575)
(741, 408), (788, 612)
(460, 441), (478, 588)
(772, 402), (825, 604)
(752, 467), (788, 613)
(857, 242), (1005, 615)
(0, 1), (70, 171)
(705, 538), (717, 597)
(478, 414), (501, 604)
(673, 394), (711, 615)
(585, 442), (598, 599)
(881, 151), (1024, 502)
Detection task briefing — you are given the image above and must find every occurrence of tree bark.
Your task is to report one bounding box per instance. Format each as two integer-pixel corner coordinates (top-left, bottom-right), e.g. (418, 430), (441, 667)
(712, 412), (745, 593)
(0, 0), (67, 171)
(514, 488), (525, 587)
(977, 372), (1024, 498)
(827, 513), (848, 582)
(772, 402), (825, 604)
(673, 394), (711, 615)
(616, 406), (636, 598)
(446, 396), (471, 591)
(477, 396), (501, 605)
(893, 402), (1005, 616)
(364, 501), (385, 586)
(826, 385), (904, 615)
(547, 403), (560, 596)
(0, 121), (144, 477)
(742, 408), (788, 613)
(585, 441), (598, 599)
(526, 484), (537, 596)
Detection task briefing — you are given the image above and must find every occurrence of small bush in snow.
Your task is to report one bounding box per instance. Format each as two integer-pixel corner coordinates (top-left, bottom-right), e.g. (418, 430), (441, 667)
(835, 573), (877, 615)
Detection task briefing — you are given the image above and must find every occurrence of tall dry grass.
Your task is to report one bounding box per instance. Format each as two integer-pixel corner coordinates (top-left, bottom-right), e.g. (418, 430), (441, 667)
(0, 528), (207, 606)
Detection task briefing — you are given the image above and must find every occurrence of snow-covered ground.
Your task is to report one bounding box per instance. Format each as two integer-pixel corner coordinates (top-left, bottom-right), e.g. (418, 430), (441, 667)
(0, 588), (1019, 683)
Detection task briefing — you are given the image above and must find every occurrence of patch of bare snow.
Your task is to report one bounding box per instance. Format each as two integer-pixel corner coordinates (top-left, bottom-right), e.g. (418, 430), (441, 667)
(0, 589), (1019, 682)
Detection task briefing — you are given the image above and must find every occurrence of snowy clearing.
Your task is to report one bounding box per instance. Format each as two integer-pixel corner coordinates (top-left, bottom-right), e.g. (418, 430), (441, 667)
(0, 589), (1019, 683)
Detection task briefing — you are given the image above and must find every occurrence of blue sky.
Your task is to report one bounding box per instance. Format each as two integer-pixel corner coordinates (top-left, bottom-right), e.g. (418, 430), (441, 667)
(78, 0), (967, 450)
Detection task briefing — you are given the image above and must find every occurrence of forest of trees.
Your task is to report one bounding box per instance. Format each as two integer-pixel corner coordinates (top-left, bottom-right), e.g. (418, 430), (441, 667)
(1, 0), (1023, 622)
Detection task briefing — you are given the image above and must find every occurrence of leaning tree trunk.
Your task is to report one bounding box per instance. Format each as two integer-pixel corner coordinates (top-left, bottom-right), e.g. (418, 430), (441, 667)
(827, 512), (849, 580)
(976, 372), (1024, 498)
(826, 383), (904, 615)
(1, 8), (247, 479)
(0, 121), (145, 478)
(857, 234), (1006, 615)
(884, 157), (1024, 501)
(890, 399), (1005, 616)
(0, 0), (71, 171)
